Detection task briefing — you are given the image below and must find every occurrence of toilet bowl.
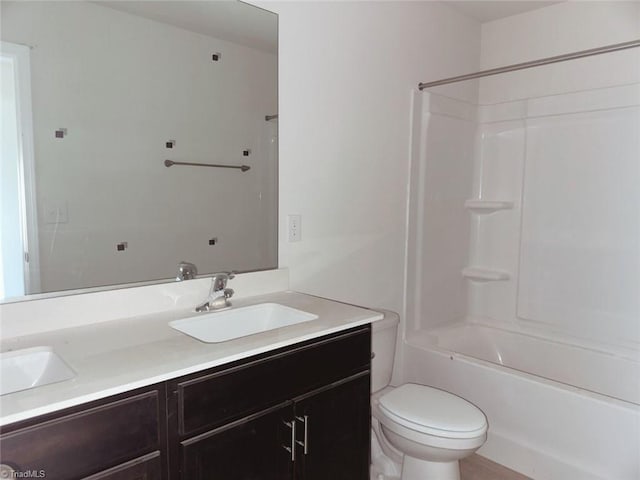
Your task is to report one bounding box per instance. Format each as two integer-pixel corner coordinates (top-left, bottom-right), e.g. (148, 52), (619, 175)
(375, 383), (487, 480)
(371, 311), (488, 480)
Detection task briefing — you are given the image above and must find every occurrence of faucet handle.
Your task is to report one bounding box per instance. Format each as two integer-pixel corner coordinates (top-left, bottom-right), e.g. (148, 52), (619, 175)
(177, 261), (198, 281)
(210, 271), (236, 291)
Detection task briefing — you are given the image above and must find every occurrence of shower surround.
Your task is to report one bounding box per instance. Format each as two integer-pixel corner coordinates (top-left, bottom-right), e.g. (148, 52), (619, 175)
(402, 48), (639, 480)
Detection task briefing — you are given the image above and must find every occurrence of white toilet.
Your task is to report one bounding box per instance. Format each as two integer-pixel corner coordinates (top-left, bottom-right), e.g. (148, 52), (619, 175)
(371, 311), (488, 480)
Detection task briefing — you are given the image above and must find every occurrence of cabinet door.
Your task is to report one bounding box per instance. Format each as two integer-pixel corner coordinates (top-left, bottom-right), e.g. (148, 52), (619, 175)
(180, 404), (293, 480)
(294, 373), (370, 480)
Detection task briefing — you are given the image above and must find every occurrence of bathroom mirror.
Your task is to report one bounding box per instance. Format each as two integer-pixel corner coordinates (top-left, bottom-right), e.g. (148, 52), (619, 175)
(0, 1), (278, 303)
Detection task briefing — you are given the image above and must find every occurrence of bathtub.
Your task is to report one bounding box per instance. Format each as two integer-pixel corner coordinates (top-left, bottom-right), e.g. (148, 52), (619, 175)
(401, 323), (640, 480)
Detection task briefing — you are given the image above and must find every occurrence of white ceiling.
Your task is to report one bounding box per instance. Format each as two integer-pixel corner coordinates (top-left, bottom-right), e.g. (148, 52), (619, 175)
(96, 1), (277, 54)
(95, 1), (561, 54)
(445, 1), (562, 23)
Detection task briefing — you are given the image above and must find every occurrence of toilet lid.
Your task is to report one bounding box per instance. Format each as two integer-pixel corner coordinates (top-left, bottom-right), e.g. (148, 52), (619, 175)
(378, 384), (487, 436)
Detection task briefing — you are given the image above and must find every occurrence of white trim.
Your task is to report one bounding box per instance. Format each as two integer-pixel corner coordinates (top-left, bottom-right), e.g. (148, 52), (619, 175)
(1, 41), (40, 294)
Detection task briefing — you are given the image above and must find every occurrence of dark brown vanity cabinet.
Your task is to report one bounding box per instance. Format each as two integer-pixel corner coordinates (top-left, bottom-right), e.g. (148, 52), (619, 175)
(0, 386), (166, 480)
(0, 324), (371, 480)
(169, 325), (372, 480)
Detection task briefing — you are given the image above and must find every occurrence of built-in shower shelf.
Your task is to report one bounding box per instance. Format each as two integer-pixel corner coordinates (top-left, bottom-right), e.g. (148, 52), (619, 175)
(462, 267), (510, 282)
(464, 200), (514, 213)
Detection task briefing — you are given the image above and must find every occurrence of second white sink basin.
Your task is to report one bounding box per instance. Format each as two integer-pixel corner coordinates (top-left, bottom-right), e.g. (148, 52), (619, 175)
(169, 303), (319, 343)
(1, 346), (76, 396)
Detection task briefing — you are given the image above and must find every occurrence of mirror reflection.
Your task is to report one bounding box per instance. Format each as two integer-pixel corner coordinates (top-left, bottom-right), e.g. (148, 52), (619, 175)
(0, 1), (278, 302)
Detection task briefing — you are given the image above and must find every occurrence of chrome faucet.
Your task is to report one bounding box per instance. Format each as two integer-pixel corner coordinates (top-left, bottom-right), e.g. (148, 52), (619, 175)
(195, 272), (235, 312)
(176, 261), (198, 281)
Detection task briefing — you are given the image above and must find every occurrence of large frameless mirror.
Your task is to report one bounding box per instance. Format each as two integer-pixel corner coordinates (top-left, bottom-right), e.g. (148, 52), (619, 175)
(0, 1), (278, 303)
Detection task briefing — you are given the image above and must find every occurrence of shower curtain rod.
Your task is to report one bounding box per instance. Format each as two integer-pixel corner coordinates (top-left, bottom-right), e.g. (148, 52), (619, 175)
(418, 39), (640, 90)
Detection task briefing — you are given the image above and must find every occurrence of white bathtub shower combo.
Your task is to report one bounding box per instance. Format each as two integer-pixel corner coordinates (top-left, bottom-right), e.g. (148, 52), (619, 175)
(397, 37), (640, 480)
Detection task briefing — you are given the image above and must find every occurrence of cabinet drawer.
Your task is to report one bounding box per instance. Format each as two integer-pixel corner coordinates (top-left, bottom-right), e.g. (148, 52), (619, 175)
(83, 452), (162, 480)
(0, 391), (160, 479)
(176, 326), (371, 436)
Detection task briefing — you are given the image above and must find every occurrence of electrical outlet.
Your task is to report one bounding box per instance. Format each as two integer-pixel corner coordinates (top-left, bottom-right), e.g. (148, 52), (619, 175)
(288, 214), (301, 242)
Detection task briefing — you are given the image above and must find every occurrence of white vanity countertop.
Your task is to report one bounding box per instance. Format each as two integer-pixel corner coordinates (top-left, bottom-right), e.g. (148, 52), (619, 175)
(0, 291), (383, 426)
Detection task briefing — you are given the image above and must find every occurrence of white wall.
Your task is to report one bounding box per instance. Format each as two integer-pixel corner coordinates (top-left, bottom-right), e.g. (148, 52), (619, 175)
(479, 1), (640, 103)
(1, 1), (277, 295)
(256, 1), (481, 316)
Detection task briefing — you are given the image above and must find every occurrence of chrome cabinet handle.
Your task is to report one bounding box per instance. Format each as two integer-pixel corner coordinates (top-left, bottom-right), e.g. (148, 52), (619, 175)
(295, 415), (309, 455)
(282, 420), (296, 462)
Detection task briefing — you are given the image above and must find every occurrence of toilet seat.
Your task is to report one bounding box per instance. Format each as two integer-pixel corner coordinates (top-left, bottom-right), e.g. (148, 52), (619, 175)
(378, 383), (487, 440)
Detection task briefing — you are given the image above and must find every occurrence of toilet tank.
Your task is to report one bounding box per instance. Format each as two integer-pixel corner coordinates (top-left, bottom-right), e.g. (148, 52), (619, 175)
(371, 310), (399, 393)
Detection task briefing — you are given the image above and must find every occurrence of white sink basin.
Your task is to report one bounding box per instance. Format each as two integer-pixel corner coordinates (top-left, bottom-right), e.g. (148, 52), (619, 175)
(169, 303), (319, 343)
(0, 346), (76, 396)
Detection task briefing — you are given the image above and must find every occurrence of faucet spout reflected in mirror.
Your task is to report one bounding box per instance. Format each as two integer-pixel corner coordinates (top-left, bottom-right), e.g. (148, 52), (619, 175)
(195, 272), (235, 312)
